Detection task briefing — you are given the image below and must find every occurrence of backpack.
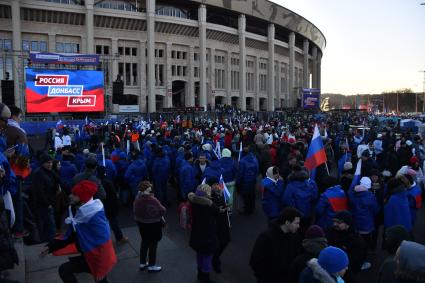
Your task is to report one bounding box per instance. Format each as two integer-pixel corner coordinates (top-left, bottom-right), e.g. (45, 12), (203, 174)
(177, 201), (192, 230)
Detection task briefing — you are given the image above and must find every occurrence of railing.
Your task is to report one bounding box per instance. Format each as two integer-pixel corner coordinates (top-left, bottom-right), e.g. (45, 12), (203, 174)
(35, 0), (82, 5)
(94, 1), (140, 12)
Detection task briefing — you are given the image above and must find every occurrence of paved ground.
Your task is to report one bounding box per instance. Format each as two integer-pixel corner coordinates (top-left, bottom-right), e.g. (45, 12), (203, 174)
(8, 136), (424, 282)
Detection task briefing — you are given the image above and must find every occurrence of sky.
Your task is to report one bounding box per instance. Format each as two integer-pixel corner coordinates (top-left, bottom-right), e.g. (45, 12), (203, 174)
(275, 0), (425, 95)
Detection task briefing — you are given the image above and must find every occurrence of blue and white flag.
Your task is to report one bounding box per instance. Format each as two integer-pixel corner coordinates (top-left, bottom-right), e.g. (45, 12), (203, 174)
(219, 174), (231, 203)
(349, 159), (362, 191)
(238, 141), (243, 163)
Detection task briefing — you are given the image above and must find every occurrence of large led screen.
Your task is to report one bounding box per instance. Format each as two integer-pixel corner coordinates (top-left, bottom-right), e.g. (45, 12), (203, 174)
(25, 69), (104, 113)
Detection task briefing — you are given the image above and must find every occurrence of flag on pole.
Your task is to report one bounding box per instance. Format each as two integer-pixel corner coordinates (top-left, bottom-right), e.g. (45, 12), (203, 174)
(101, 143), (106, 167)
(201, 178), (206, 185)
(219, 174), (231, 203)
(85, 116), (88, 125)
(126, 140), (130, 154)
(304, 125), (328, 171)
(349, 159), (362, 191)
(238, 141), (243, 163)
(56, 120), (63, 129)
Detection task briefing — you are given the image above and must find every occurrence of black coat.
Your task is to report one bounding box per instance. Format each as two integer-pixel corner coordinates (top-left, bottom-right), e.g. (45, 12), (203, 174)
(211, 190), (230, 245)
(326, 227), (367, 282)
(250, 224), (302, 283)
(0, 211), (18, 271)
(188, 193), (219, 254)
(31, 167), (59, 208)
(100, 177), (119, 218)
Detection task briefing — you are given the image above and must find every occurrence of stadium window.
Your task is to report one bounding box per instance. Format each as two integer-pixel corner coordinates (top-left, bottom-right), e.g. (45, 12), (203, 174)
(132, 63), (138, 85)
(31, 41), (39, 51)
(159, 64), (164, 85)
(125, 47), (130, 56)
(118, 63), (124, 80)
(177, 52), (181, 59)
(194, 53), (198, 61)
(22, 40), (30, 51)
(158, 49), (164, 58)
(118, 46), (123, 55)
(40, 41), (47, 52)
(194, 67), (199, 77)
(172, 65), (176, 76)
(132, 47), (137, 56)
(5, 58), (12, 79)
(64, 43), (72, 53)
(183, 52), (187, 60)
(172, 51), (176, 59)
(103, 46), (109, 55)
(3, 39), (11, 50)
(0, 58), (3, 80)
(177, 66), (182, 76)
(125, 63), (131, 85)
(56, 42), (64, 52)
(183, 66), (187, 76)
(0, 39), (3, 50)
(96, 45), (102, 54)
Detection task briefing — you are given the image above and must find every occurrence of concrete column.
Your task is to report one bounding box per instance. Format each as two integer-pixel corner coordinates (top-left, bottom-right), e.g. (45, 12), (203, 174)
(288, 32), (295, 108)
(274, 61), (281, 109)
(165, 42), (172, 108)
(210, 48), (215, 109)
(226, 50), (232, 105)
(312, 46), (317, 88)
(146, 0), (156, 113)
(188, 46), (195, 106)
(303, 39), (309, 89)
(198, 5), (207, 110)
(139, 41), (147, 112)
(48, 33), (56, 52)
(11, 0), (21, 107)
(111, 39), (119, 81)
(254, 56), (260, 111)
(238, 15), (247, 111)
(85, 0), (94, 53)
(267, 24), (275, 111)
(317, 51), (322, 90)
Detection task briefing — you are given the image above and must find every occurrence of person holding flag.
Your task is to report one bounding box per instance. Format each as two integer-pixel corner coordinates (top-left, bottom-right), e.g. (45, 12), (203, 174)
(208, 177), (230, 274)
(41, 180), (117, 283)
(304, 124), (328, 181)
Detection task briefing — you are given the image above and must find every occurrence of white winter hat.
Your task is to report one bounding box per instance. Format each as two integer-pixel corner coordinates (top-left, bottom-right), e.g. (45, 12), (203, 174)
(202, 144), (212, 152)
(360, 177), (372, 189)
(222, 148), (231, 158)
(406, 140), (413, 146)
(343, 162), (353, 171)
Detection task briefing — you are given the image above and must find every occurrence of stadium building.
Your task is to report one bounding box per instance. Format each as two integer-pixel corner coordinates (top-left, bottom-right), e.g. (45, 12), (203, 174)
(0, 0), (325, 114)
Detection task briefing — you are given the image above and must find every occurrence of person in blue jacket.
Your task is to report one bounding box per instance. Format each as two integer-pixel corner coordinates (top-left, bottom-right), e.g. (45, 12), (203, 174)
(283, 166), (318, 228)
(404, 174), (422, 226)
(124, 153), (148, 198)
(220, 148), (237, 209)
(174, 147), (185, 185)
(179, 152), (197, 201)
(348, 176), (379, 251)
(151, 147), (171, 206)
(115, 152), (130, 204)
(384, 176), (412, 232)
(202, 160), (223, 185)
(236, 145), (259, 215)
(261, 166), (285, 223)
(59, 154), (78, 193)
(316, 176), (348, 230)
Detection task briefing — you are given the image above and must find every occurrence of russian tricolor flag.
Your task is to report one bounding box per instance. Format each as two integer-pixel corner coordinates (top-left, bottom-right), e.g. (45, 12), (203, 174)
(65, 199), (117, 281)
(305, 125), (327, 171)
(349, 159), (362, 191)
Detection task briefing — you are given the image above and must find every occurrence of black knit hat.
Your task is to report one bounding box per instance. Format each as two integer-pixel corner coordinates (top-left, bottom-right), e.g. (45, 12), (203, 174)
(334, 210), (352, 226)
(39, 154), (52, 164)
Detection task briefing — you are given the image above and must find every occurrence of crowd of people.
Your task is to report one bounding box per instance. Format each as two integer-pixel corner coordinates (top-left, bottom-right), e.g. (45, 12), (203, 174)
(0, 103), (423, 283)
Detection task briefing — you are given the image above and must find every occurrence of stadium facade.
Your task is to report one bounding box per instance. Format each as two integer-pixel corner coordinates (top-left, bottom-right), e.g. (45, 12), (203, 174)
(0, 0), (325, 113)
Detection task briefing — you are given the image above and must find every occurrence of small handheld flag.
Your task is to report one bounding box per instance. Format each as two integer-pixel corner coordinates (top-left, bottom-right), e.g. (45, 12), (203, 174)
(304, 125), (327, 171)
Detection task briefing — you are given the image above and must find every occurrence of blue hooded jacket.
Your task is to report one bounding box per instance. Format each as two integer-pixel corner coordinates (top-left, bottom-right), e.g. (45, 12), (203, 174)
(60, 160), (78, 191)
(202, 160), (223, 184)
(261, 177), (285, 220)
(316, 185), (348, 229)
(384, 186), (412, 231)
(237, 153), (259, 193)
(179, 159), (197, 199)
(283, 170), (318, 218)
(348, 185), (379, 233)
(407, 183), (421, 226)
(152, 156), (170, 183)
(124, 158), (148, 190)
(220, 157), (237, 183)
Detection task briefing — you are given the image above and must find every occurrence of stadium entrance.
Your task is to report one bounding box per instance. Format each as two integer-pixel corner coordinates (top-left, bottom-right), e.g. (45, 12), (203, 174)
(172, 80), (186, 108)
